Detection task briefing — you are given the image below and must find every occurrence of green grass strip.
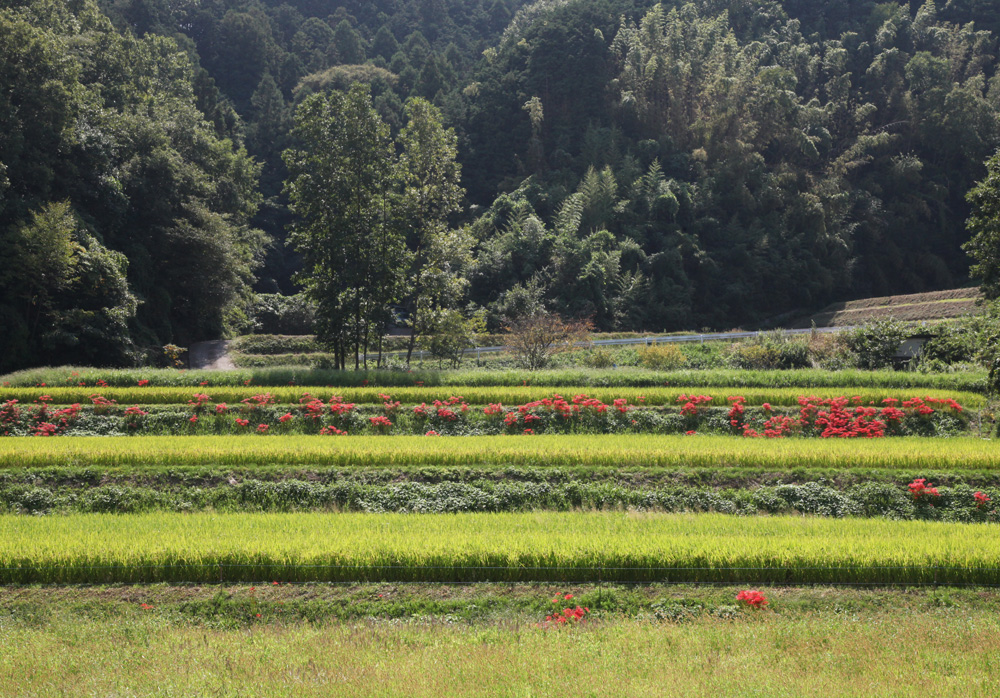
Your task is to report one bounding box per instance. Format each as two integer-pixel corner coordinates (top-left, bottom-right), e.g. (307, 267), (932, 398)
(0, 434), (997, 470)
(2, 366), (988, 392)
(1, 511), (999, 584)
(0, 386), (985, 407)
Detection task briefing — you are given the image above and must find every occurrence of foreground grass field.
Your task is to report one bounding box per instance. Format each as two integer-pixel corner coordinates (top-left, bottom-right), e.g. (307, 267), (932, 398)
(2, 434), (996, 470)
(2, 611), (999, 697)
(3, 511), (1000, 584)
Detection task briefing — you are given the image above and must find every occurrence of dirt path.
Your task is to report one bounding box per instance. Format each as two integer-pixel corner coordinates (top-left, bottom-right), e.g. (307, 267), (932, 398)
(189, 340), (235, 370)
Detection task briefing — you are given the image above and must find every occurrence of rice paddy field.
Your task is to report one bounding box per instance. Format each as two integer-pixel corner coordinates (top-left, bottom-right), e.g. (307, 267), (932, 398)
(2, 363), (998, 695)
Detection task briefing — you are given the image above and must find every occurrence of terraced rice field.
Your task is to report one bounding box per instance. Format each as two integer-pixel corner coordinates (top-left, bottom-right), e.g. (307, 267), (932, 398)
(792, 287), (983, 328)
(2, 511), (999, 585)
(1, 366), (998, 692)
(1, 433), (996, 470)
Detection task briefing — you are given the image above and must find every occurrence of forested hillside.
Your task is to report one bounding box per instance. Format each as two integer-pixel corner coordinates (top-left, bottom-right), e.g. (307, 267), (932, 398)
(3, 0), (1000, 370)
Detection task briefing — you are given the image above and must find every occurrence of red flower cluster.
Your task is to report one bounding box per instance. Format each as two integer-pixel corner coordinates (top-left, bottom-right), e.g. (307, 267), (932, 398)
(543, 593), (589, 627)
(235, 418), (250, 427)
(798, 396), (885, 438)
(319, 425), (346, 435)
(189, 393), (210, 404)
(974, 491), (991, 508)
(743, 414), (796, 439)
(490, 393), (629, 429)
(413, 396), (469, 422)
(736, 590), (768, 608)
(369, 415), (392, 431)
(241, 393), (276, 409)
(137, 379), (150, 387)
(33, 422), (59, 437)
(908, 478), (940, 500)
(379, 393), (401, 414)
(90, 394), (118, 415)
(327, 396), (355, 416)
(678, 394), (713, 417)
(728, 396), (746, 429)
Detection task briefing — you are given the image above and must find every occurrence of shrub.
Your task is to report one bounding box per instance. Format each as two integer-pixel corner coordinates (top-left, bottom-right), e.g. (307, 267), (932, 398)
(582, 347), (616, 369)
(728, 332), (810, 370)
(230, 335), (320, 355)
(843, 319), (909, 370)
(250, 294), (316, 335)
(637, 343), (686, 370)
(505, 313), (593, 371)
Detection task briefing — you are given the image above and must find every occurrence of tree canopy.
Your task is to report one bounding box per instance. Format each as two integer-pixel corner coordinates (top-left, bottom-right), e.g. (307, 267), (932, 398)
(5, 0), (1000, 370)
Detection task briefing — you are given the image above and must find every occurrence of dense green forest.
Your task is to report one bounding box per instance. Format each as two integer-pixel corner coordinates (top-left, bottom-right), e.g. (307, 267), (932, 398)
(3, 0), (1000, 370)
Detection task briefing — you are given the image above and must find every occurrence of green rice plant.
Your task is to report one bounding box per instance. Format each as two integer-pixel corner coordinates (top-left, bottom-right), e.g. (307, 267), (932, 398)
(1, 386), (985, 408)
(0, 434), (997, 470)
(1, 366), (989, 392)
(1, 511), (999, 585)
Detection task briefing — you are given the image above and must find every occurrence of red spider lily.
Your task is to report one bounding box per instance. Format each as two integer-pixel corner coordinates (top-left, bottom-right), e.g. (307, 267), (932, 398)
(235, 418), (250, 427)
(257, 424), (269, 433)
(328, 397), (355, 416)
(189, 415), (198, 424)
(137, 379), (150, 387)
(33, 422), (59, 437)
(242, 393), (276, 409)
(728, 396), (746, 429)
(215, 403), (228, 413)
(908, 478), (939, 500)
(278, 413), (293, 423)
(542, 604), (589, 628)
(124, 405), (148, 416)
(425, 430), (439, 436)
(319, 425), (346, 435)
(974, 491), (991, 507)
(369, 415), (393, 431)
(736, 590), (768, 608)
(523, 428), (535, 435)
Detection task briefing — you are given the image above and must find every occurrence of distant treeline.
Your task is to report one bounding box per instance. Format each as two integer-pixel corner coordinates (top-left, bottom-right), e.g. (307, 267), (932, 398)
(2, 0), (1000, 370)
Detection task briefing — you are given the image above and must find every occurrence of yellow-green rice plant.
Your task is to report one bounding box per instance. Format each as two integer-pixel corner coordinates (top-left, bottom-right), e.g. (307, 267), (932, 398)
(0, 434), (997, 470)
(1, 512), (999, 585)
